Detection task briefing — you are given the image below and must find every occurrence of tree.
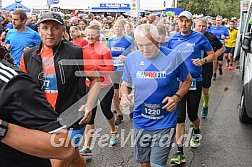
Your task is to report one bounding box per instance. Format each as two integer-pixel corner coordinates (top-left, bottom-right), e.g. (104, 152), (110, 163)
(178, 0), (240, 19)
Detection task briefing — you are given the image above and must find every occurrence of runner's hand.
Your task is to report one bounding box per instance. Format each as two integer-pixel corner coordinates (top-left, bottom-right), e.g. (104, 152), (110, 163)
(119, 55), (126, 62)
(78, 105), (92, 125)
(162, 96), (179, 112)
(120, 94), (133, 107)
(192, 58), (204, 66)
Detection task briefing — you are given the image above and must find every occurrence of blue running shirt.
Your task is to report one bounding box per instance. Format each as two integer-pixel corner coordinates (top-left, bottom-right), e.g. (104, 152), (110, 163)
(5, 27), (41, 66)
(207, 26), (229, 44)
(165, 31), (213, 81)
(108, 35), (135, 71)
(122, 46), (189, 130)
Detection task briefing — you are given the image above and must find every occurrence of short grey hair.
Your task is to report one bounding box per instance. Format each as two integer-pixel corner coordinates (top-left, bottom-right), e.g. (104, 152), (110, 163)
(134, 24), (158, 41)
(216, 15), (223, 20)
(195, 18), (207, 25)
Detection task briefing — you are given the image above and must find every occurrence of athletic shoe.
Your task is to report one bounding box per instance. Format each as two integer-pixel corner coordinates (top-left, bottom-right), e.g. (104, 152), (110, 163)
(170, 151), (186, 165)
(229, 65), (233, 70)
(115, 114), (124, 125)
(213, 73), (216, 81)
(190, 122), (194, 128)
(201, 107), (208, 119)
(80, 147), (92, 156)
(110, 127), (119, 146)
(190, 132), (201, 148)
(226, 61), (229, 67)
(219, 67), (223, 76)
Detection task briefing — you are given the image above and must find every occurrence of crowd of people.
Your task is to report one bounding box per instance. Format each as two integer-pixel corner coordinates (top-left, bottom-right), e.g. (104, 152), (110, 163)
(0, 9), (239, 167)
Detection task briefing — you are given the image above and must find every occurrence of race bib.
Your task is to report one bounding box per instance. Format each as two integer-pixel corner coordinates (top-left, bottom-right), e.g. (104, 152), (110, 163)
(189, 78), (197, 90)
(43, 74), (58, 93)
(113, 57), (124, 67)
(141, 103), (166, 120)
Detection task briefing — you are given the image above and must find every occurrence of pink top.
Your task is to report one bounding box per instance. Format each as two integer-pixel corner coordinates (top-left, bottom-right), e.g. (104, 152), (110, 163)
(84, 42), (114, 88)
(72, 37), (88, 47)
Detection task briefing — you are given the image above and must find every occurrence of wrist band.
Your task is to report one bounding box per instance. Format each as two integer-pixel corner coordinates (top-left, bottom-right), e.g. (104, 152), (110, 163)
(174, 93), (182, 101)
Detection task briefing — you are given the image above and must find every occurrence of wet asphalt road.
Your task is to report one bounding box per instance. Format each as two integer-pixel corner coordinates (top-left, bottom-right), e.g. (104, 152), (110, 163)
(84, 67), (252, 167)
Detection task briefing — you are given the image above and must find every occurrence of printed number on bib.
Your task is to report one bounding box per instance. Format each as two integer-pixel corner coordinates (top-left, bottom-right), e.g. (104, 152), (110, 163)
(113, 57), (124, 67)
(43, 74), (58, 93)
(189, 78), (197, 90)
(141, 103), (165, 120)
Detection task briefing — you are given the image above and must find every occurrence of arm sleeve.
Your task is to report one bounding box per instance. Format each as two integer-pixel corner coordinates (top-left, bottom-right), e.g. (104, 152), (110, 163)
(202, 36), (213, 52)
(166, 39), (171, 49)
(82, 48), (97, 76)
(96, 48), (114, 75)
(122, 56), (132, 84)
(174, 53), (189, 81)
(121, 37), (136, 56)
(224, 27), (230, 37)
(213, 36), (223, 50)
(1, 73), (61, 132)
(129, 37), (136, 50)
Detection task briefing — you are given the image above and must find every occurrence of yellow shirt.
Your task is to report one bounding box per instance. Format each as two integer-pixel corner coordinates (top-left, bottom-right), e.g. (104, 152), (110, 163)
(225, 28), (238, 48)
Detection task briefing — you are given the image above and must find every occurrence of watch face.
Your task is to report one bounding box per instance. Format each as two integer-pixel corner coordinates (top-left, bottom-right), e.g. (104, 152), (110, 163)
(0, 128), (6, 136)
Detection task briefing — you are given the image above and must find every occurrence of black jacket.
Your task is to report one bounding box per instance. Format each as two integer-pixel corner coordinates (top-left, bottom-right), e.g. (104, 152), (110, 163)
(0, 59), (61, 167)
(23, 41), (87, 129)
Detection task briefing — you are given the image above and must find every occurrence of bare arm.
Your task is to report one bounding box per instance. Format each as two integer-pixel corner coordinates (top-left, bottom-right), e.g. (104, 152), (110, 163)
(204, 49), (216, 63)
(215, 45), (226, 57)
(1, 120), (74, 160)
(86, 74), (101, 110)
(121, 81), (132, 96)
(192, 49), (215, 66)
(120, 81), (133, 106)
(162, 73), (192, 111)
(79, 73), (100, 124)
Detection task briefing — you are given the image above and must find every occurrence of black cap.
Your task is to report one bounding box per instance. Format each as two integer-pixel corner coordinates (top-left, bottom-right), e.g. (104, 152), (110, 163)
(39, 12), (64, 25)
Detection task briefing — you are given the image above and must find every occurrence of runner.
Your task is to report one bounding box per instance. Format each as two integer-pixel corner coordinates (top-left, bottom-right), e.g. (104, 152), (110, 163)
(107, 19), (136, 125)
(194, 18), (225, 119)
(208, 15), (229, 80)
(166, 11), (215, 165)
(20, 12), (100, 167)
(79, 25), (118, 156)
(4, 10), (40, 67)
(121, 23), (192, 167)
(224, 20), (238, 70)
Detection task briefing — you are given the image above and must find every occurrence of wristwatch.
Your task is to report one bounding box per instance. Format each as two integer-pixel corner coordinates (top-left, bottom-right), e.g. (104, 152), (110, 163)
(0, 120), (9, 141)
(203, 58), (207, 64)
(174, 93), (182, 101)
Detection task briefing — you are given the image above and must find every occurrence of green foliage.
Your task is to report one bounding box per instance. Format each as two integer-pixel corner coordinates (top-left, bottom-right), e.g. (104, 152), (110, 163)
(177, 0), (240, 19)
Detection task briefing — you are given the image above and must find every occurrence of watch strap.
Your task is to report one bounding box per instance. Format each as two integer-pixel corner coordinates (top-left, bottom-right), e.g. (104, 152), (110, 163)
(1, 120), (9, 127)
(0, 120), (9, 141)
(174, 93), (182, 101)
